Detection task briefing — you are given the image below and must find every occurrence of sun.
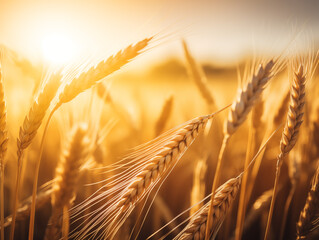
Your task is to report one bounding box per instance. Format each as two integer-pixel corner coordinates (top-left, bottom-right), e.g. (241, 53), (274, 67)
(41, 33), (77, 65)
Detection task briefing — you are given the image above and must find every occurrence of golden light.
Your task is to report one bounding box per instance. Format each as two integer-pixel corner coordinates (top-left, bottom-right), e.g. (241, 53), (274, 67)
(41, 33), (77, 65)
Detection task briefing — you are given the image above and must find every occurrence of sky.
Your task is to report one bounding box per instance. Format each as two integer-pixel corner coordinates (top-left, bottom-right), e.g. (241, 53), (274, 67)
(0, 0), (319, 66)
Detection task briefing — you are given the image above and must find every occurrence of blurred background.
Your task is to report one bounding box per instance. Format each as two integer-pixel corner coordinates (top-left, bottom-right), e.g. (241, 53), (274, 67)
(1, 0), (319, 67)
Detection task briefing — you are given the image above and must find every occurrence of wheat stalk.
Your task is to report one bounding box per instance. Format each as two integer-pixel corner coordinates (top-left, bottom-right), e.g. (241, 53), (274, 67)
(252, 99), (265, 130)
(179, 176), (242, 240)
(16, 73), (62, 159)
(10, 73), (61, 240)
(0, 67), (8, 240)
(296, 164), (319, 239)
(205, 59), (275, 240)
(155, 95), (174, 136)
(56, 37), (152, 109)
(273, 90), (290, 127)
(182, 40), (216, 111)
(235, 102), (263, 240)
(264, 64), (306, 240)
(28, 37), (152, 240)
(225, 60), (274, 136)
(279, 149), (301, 240)
(4, 188), (52, 228)
(44, 124), (89, 240)
(116, 116), (211, 211)
(190, 157), (207, 216)
(95, 82), (113, 104)
(243, 188), (273, 233)
(179, 124), (277, 240)
(70, 106), (228, 240)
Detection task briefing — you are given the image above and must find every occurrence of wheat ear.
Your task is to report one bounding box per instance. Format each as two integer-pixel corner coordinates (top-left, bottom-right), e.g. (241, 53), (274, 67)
(190, 157), (207, 216)
(28, 37), (152, 240)
(155, 95), (174, 136)
(264, 64), (306, 240)
(182, 40), (216, 111)
(70, 106), (229, 240)
(0, 67), (8, 240)
(10, 73), (61, 240)
(205, 59), (275, 240)
(16, 73), (61, 159)
(296, 164), (319, 239)
(4, 188), (52, 228)
(56, 37), (152, 108)
(179, 124), (278, 240)
(44, 124), (89, 240)
(179, 176), (242, 240)
(95, 82), (113, 104)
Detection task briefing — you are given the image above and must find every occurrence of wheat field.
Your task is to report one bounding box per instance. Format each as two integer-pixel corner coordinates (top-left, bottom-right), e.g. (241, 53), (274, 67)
(0, 36), (318, 240)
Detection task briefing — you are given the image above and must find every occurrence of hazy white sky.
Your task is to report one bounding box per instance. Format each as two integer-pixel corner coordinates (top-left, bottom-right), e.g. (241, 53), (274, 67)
(1, 0), (318, 65)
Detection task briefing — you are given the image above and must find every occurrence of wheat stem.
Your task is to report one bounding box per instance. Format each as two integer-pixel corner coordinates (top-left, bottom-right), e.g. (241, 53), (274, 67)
(204, 135), (229, 239)
(155, 96), (174, 136)
(182, 40), (216, 111)
(235, 118), (256, 240)
(205, 60), (275, 240)
(279, 184), (296, 240)
(10, 73), (61, 240)
(264, 64), (306, 240)
(28, 105), (58, 240)
(44, 124), (89, 240)
(190, 157), (207, 216)
(28, 38), (151, 240)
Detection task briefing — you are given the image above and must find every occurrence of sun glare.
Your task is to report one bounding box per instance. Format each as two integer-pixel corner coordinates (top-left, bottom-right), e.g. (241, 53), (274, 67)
(41, 33), (76, 65)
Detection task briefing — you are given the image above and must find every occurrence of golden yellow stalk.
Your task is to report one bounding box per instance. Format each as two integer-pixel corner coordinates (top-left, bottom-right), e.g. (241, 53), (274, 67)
(205, 59), (275, 240)
(264, 64), (306, 240)
(117, 116), (211, 212)
(279, 149), (301, 240)
(182, 40), (216, 111)
(243, 188), (273, 233)
(190, 157), (207, 216)
(179, 176), (242, 240)
(44, 124), (89, 240)
(71, 106), (229, 240)
(4, 188), (52, 228)
(10, 73), (61, 240)
(273, 90), (290, 127)
(28, 37), (152, 240)
(56, 37), (152, 109)
(179, 123), (277, 240)
(235, 99), (264, 240)
(155, 95), (174, 136)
